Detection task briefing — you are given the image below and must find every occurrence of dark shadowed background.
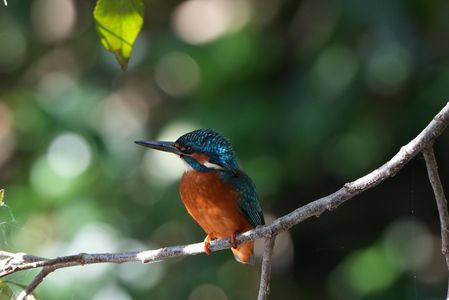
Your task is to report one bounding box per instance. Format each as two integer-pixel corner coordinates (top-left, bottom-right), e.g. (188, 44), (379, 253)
(1, 0), (449, 299)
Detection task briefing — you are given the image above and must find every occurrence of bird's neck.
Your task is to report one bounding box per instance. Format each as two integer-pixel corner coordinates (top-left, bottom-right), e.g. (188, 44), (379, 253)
(182, 156), (219, 172)
(182, 156), (209, 172)
(182, 155), (238, 172)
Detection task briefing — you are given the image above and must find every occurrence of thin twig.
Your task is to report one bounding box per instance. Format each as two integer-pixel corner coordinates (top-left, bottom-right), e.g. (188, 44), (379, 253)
(16, 266), (54, 300)
(0, 252), (142, 277)
(422, 147), (449, 299)
(0, 102), (449, 299)
(257, 236), (277, 300)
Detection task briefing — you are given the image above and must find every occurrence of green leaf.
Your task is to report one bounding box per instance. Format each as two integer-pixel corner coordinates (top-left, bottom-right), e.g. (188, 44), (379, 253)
(93, 0), (144, 70)
(0, 280), (13, 300)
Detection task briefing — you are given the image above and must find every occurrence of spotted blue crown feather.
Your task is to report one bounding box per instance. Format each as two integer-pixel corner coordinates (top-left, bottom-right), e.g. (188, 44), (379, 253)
(176, 129), (239, 171)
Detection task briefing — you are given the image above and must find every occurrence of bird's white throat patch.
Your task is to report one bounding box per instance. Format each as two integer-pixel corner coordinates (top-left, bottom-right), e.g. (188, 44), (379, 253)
(203, 161), (224, 170)
(182, 159), (224, 171)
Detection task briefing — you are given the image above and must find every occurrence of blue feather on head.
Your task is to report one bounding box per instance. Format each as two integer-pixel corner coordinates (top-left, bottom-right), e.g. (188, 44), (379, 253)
(176, 129), (239, 171)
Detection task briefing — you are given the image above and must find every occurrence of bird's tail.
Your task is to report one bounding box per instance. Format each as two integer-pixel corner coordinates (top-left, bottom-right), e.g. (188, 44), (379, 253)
(231, 241), (255, 265)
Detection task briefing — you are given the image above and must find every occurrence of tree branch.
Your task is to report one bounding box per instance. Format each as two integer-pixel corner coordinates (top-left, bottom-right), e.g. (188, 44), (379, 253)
(257, 236), (277, 300)
(1, 102), (449, 299)
(423, 147), (449, 299)
(16, 266), (54, 300)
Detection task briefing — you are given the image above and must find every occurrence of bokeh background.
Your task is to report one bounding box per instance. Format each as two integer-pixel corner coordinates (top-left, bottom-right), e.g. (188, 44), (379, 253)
(1, 0), (449, 299)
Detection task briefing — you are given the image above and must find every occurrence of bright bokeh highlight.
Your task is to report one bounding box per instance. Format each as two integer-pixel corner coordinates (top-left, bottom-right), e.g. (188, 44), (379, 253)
(172, 0), (252, 45)
(47, 133), (92, 178)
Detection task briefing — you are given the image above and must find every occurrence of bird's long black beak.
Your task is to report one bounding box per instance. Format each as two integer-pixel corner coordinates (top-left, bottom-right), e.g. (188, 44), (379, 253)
(134, 140), (182, 155)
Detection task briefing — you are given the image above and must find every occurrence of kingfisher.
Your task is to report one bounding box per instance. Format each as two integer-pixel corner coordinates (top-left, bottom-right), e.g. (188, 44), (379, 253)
(135, 129), (265, 264)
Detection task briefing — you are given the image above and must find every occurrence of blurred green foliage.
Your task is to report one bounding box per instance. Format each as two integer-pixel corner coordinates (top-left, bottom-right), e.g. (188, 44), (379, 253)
(0, 279), (13, 300)
(0, 0), (449, 299)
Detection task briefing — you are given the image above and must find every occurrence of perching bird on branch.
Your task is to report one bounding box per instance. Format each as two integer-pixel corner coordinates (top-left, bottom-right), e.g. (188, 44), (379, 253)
(136, 129), (265, 264)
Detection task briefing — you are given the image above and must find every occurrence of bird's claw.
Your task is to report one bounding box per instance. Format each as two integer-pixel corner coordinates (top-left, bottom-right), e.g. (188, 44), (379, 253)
(204, 234), (212, 256)
(230, 232), (238, 249)
(204, 241), (211, 255)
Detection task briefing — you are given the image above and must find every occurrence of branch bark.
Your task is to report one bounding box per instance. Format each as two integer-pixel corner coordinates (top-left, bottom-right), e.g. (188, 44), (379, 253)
(257, 236), (277, 300)
(1, 102), (449, 299)
(423, 147), (449, 299)
(16, 266), (54, 300)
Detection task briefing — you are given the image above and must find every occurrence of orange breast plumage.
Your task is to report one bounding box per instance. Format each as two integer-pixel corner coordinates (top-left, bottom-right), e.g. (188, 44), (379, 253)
(179, 170), (255, 264)
(180, 170), (253, 237)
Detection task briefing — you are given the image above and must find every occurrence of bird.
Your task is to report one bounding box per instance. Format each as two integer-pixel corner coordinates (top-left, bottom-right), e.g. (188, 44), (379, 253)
(135, 128), (265, 264)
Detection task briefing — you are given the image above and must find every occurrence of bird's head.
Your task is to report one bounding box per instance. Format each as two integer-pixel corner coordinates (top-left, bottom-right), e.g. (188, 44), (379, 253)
(135, 129), (239, 171)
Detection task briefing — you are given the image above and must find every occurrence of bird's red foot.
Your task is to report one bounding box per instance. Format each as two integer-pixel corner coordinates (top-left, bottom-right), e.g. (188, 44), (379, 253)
(204, 234), (212, 256)
(230, 232), (238, 249)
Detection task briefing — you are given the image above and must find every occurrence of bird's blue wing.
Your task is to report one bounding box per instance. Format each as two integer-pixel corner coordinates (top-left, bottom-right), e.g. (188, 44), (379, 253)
(223, 170), (265, 227)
